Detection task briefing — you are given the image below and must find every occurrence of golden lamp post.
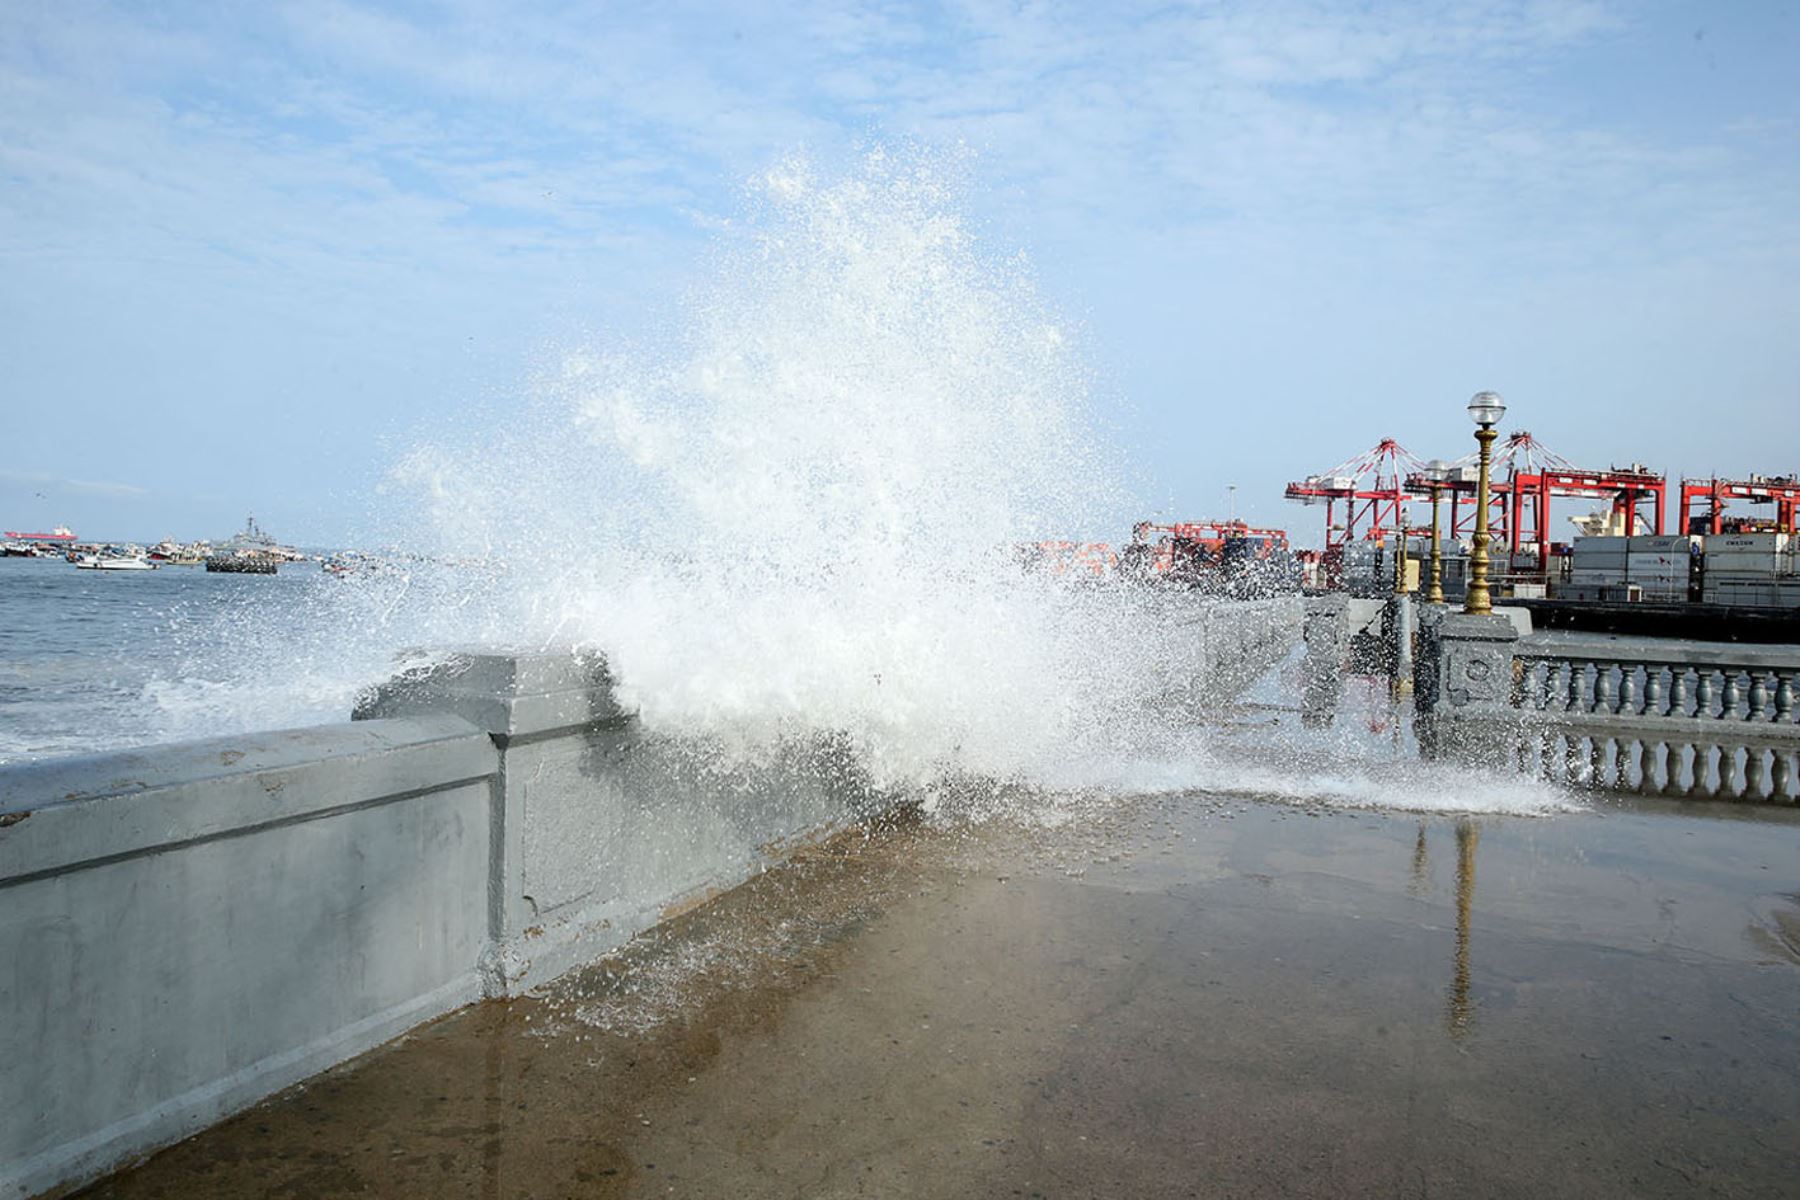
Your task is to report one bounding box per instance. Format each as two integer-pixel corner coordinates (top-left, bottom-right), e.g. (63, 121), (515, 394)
(1463, 390), (1507, 615)
(1427, 484), (1445, 604)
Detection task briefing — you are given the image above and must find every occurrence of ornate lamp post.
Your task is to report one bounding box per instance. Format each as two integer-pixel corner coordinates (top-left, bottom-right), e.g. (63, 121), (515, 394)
(1463, 391), (1507, 615)
(1427, 484), (1445, 604)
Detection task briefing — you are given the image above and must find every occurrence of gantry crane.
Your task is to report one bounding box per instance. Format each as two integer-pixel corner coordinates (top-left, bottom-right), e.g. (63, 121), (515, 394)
(1678, 475), (1800, 535)
(1284, 438), (1424, 549)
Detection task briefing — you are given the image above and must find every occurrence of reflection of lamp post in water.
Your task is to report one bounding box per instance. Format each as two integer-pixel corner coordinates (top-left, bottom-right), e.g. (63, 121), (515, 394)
(1408, 822), (1430, 895)
(1463, 391), (1507, 615)
(1447, 818), (1480, 1038)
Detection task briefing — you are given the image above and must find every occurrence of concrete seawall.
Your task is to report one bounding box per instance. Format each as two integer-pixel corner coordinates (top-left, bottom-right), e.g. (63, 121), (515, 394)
(0, 598), (1300, 1198)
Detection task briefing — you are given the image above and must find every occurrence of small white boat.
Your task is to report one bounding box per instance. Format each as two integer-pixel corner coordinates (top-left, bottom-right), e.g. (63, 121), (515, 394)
(76, 557), (156, 571)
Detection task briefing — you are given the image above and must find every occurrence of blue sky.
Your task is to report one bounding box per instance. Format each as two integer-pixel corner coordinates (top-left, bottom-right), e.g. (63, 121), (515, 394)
(2, 0), (1796, 546)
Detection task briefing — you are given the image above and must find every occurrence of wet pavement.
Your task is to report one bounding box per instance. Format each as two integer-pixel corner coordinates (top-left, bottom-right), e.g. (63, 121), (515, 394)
(80, 793), (1800, 1199)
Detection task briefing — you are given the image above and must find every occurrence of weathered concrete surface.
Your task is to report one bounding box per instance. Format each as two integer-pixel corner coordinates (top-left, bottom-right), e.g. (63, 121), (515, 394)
(2, 650), (886, 1199)
(77, 796), (1800, 1199)
(353, 650), (886, 996)
(0, 716), (498, 1200)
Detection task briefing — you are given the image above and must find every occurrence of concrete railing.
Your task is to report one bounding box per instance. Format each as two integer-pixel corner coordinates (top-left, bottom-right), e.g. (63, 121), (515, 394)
(2, 598), (1298, 1198)
(1508, 636), (1800, 802)
(1419, 620), (1800, 804)
(0, 650), (879, 1200)
(0, 714), (500, 1199)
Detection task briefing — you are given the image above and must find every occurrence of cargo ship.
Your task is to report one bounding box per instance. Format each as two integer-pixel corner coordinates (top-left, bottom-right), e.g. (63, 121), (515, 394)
(4, 526), (77, 543)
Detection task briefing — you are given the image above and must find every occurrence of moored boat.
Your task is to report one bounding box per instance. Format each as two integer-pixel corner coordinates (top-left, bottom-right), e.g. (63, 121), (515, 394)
(74, 555), (156, 571)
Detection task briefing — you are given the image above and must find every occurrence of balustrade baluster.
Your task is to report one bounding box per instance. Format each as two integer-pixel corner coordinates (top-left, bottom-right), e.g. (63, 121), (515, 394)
(1566, 660), (1586, 713)
(1747, 670), (1769, 721)
(1592, 661), (1615, 715)
(1668, 666), (1689, 718)
(1636, 739), (1659, 795)
(1587, 735), (1605, 789)
(1773, 751), (1794, 803)
(1745, 748), (1766, 801)
(1642, 664), (1665, 717)
(1721, 745), (1743, 799)
(1720, 671), (1742, 720)
(1616, 664), (1636, 715)
(1612, 735), (1630, 788)
(1564, 731), (1584, 785)
(1540, 661), (1560, 711)
(1694, 670), (1715, 719)
(1663, 742), (1687, 796)
(1774, 671), (1794, 724)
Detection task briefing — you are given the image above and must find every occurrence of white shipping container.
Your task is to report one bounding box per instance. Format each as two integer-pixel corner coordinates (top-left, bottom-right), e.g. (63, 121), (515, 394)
(1713, 533), (1789, 552)
(1569, 569), (1623, 585)
(1708, 551), (1786, 564)
(1628, 535), (1695, 553)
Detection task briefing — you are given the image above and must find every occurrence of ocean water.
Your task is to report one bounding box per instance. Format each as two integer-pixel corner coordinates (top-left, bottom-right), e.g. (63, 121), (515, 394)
(0, 556), (418, 763)
(0, 557), (309, 761)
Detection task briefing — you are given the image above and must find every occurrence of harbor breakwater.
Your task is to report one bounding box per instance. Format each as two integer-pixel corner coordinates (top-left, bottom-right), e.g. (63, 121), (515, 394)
(0, 596), (1298, 1199)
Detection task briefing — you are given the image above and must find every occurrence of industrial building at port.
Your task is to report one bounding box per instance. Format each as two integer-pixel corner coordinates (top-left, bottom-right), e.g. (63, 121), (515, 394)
(1285, 431), (1800, 610)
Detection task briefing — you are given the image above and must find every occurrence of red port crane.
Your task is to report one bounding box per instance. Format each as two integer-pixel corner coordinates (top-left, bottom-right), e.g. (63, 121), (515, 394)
(1285, 438), (1424, 549)
(1678, 475), (1800, 535)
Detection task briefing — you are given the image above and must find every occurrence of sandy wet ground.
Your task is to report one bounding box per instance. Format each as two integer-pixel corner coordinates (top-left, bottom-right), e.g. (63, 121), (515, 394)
(79, 792), (1800, 1199)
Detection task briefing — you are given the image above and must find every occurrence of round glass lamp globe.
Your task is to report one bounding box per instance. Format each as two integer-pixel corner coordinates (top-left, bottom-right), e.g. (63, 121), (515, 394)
(1467, 391), (1507, 428)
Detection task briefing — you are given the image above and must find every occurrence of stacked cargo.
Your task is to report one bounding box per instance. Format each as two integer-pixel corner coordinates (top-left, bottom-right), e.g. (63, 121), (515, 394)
(1701, 533), (1792, 608)
(1625, 535), (1694, 603)
(1566, 537), (1629, 600)
(1340, 540), (1382, 594)
(1560, 536), (1696, 602)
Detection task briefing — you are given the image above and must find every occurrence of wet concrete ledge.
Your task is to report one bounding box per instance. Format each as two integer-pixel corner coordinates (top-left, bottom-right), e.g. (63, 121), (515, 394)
(0, 650), (875, 1200)
(0, 599), (1302, 1199)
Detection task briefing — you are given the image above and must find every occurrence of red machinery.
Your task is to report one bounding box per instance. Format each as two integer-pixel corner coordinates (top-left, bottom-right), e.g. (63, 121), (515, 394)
(1021, 540), (1118, 579)
(1284, 439), (1423, 549)
(1127, 520), (1289, 576)
(1678, 475), (1800, 535)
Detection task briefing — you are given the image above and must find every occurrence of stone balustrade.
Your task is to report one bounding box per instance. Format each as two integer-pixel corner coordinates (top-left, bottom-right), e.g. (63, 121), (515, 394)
(1420, 621), (1800, 804)
(1508, 637), (1800, 802)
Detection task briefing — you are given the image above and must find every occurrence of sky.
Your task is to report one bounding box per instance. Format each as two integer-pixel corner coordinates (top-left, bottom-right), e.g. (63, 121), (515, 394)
(2, 0), (1797, 547)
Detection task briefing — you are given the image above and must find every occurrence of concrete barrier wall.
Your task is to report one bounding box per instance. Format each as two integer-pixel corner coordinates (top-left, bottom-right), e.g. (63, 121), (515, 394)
(0, 715), (497, 1199)
(0, 651), (882, 1198)
(2, 605), (1295, 1197)
(349, 650), (885, 997)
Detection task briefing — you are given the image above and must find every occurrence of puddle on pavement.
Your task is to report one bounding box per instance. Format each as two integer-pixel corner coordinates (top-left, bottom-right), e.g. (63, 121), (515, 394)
(78, 794), (1800, 1200)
